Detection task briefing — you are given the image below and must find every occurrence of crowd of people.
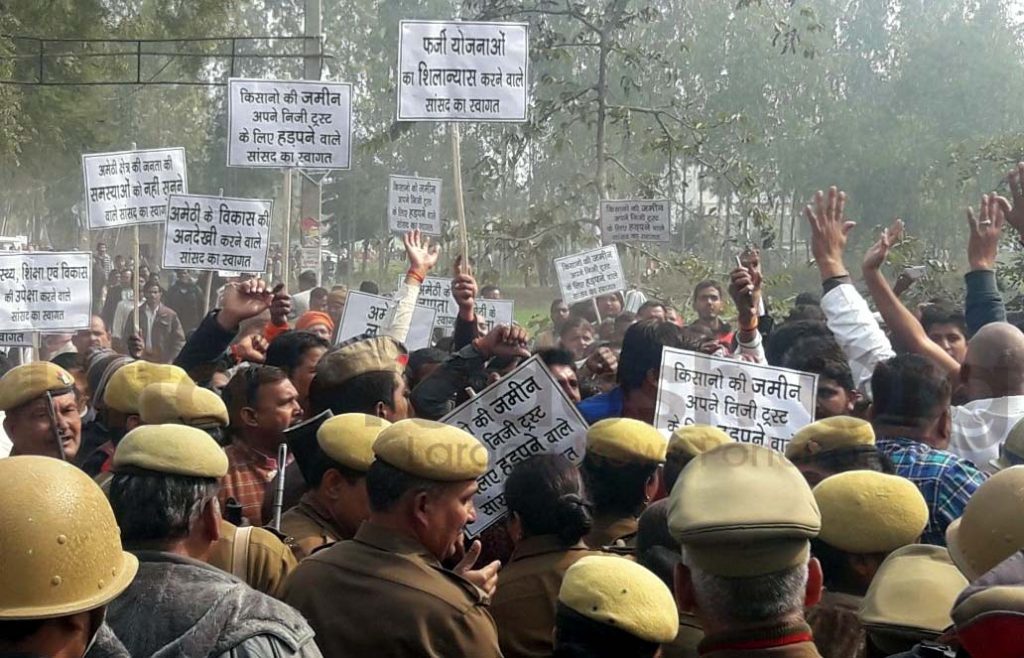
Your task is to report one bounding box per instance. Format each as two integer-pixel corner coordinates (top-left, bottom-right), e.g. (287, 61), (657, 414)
(8, 167), (1024, 658)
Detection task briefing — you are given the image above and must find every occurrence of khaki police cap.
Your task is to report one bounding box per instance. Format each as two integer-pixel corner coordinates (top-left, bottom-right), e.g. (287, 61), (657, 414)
(859, 544), (967, 636)
(668, 425), (733, 461)
(315, 336), (407, 390)
(814, 471), (928, 554)
(668, 443), (821, 577)
(104, 361), (191, 415)
(946, 466), (1024, 580)
(0, 456), (138, 620)
(139, 382), (229, 428)
(317, 413), (391, 472)
(586, 418), (667, 465)
(991, 416), (1024, 471)
(372, 419), (488, 481)
(785, 416), (875, 462)
(0, 362), (76, 412)
(113, 424), (228, 478)
(559, 555), (679, 644)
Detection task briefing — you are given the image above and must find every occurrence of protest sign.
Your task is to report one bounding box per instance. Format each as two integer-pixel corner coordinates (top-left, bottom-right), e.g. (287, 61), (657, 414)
(0, 332), (32, 347)
(162, 194), (273, 273)
(335, 290), (436, 350)
(82, 148), (187, 229)
(397, 20), (529, 122)
(0, 252), (91, 332)
(554, 245), (627, 306)
(600, 199), (671, 244)
(654, 347), (817, 453)
(402, 276), (515, 335)
(227, 78), (353, 170)
(440, 355), (588, 536)
(297, 248), (320, 271)
(388, 175), (443, 235)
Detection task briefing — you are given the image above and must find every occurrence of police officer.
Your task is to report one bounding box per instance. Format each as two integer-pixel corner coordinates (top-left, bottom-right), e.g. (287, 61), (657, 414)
(0, 362), (81, 460)
(580, 417), (666, 550)
(554, 555), (679, 658)
(137, 381), (299, 599)
(105, 425), (322, 657)
(786, 416), (887, 487)
(664, 425), (733, 492)
(283, 418), (502, 658)
(280, 413), (390, 558)
(860, 545), (967, 656)
(946, 466), (1024, 581)
(669, 443), (824, 657)
(0, 456), (138, 657)
(808, 471), (929, 658)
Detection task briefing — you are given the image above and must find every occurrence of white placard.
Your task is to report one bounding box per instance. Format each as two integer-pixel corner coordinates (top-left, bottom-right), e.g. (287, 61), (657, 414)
(554, 245), (627, 306)
(600, 199), (671, 244)
(0, 332), (32, 347)
(227, 78), (353, 170)
(298, 248), (320, 271)
(388, 175), (443, 236)
(654, 347), (818, 453)
(0, 252), (92, 332)
(335, 290), (436, 350)
(82, 148), (188, 229)
(162, 194), (273, 273)
(405, 276), (515, 336)
(440, 356), (589, 536)
(397, 20), (529, 122)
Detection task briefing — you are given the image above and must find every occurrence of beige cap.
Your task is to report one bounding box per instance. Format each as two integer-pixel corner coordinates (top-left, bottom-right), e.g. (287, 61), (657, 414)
(0, 456), (138, 620)
(315, 336), (407, 389)
(0, 362), (76, 411)
(373, 419), (488, 481)
(990, 416), (1024, 471)
(786, 416), (875, 462)
(953, 585), (1024, 655)
(946, 466), (1024, 580)
(586, 418), (667, 465)
(668, 443), (820, 577)
(317, 413), (391, 472)
(103, 361), (191, 414)
(859, 544), (967, 637)
(667, 425), (733, 461)
(139, 382), (228, 428)
(814, 471), (928, 554)
(113, 424), (229, 478)
(558, 555), (679, 644)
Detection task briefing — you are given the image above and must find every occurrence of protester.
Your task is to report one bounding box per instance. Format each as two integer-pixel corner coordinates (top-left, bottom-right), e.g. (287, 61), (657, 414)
(535, 298), (570, 349)
(594, 292), (623, 319)
(690, 280), (733, 348)
(920, 303), (968, 365)
(71, 315), (111, 357)
(265, 330), (330, 417)
(557, 316), (594, 361)
(294, 311), (334, 342)
(481, 284), (502, 300)
(536, 347), (582, 403)
(290, 270), (319, 316)
(636, 300), (666, 322)
(125, 281), (186, 363)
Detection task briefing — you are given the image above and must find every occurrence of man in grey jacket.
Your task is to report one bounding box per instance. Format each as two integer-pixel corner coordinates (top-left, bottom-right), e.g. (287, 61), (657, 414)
(105, 424), (323, 658)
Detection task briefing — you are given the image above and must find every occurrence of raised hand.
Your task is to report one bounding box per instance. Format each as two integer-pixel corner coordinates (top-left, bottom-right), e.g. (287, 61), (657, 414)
(862, 218), (904, 273)
(967, 193), (1008, 272)
(404, 229), (440, 279)
(473, 324), (530, 360)
(804, 186), (855, 279)
(217, 278), (275, 331)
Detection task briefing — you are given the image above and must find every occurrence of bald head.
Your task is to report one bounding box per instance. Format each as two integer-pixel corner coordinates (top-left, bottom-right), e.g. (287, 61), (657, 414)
(964, 323), (1024, 399)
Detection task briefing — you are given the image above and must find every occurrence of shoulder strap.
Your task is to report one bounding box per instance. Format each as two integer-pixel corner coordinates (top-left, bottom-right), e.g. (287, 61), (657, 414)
(231, 525), (253, 581)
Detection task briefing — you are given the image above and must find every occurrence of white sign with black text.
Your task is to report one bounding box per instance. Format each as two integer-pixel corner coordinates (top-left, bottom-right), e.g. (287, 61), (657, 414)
(440, 356), (589, 537)
(388, 175), (443, 236)
(162, 194), (273, 273)
(227, 78), (353, 170)
(404, 276), (515, 336)
(82, 148), (188, 229)
(397, 20), (529, 122)
(0, 252), (92, 332)
(600, 199), (671, 244)
(335, 290), (436, 351)
(654, 348), (817, 453)
(554, 245), (627, 306)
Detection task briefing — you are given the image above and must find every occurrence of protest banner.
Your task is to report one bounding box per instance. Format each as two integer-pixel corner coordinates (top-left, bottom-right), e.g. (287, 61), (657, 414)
(297, 248), (320, 272)
(388, 175), (443, 236)
(335, 290), (436, 351)
(397, 20), (529, 122)
(554, 245), (627, 306)
(0, 252), (91, 332)
(400, 275), (515, 335)
(440, 355), (589, 536)
(227, 78), (353, 170)
(82, 147), (188, 229)
(0, 332), (32, 347)
(654, 347), (817, 453)
(162, 194), (273, 274)
(600, 199), (671, 244)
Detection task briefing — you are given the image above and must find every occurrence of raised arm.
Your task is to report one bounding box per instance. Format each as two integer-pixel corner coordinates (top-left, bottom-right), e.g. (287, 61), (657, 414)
(861, 219), (960, 377)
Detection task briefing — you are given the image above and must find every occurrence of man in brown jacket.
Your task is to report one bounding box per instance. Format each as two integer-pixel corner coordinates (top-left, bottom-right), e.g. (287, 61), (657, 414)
(125, 281), (186, 363)
(283, 419), (502, 658)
